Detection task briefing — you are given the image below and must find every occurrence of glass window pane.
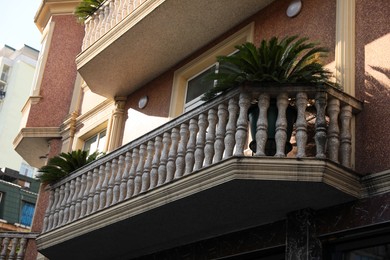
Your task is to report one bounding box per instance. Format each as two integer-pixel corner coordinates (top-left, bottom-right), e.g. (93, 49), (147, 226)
(97, 130), (106, 152)
(185, 65), (216, 104)
(84, 135), (98, 153)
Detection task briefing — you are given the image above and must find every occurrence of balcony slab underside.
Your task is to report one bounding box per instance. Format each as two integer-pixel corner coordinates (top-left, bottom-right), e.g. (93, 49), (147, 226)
(76, 0), (275, 98)
(37, 157), (361, 260)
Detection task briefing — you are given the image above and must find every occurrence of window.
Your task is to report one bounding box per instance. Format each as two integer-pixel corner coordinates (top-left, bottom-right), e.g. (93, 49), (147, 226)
(184, 65), (216, 111)
(83, 129), (107, 154)
(1, 65), (10, 82)
(19, 162), (36, 178)
(20, 202), (35, 226)
(169, 23), (254, 117)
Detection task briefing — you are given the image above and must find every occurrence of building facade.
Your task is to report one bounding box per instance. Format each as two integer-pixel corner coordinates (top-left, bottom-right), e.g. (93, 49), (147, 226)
(6, 0), (390, 259)
(0, 168), (39, 232)
(0, 45), (39, 175)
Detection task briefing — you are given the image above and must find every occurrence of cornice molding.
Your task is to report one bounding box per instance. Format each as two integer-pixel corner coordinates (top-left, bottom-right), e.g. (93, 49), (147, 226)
(35, 0), (81, 32)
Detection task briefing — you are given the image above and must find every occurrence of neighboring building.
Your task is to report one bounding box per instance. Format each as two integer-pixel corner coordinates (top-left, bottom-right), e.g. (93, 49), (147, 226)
(0, 168), (39, 232)
(7, 0), (390, 259)
(0, 44), (39, 176)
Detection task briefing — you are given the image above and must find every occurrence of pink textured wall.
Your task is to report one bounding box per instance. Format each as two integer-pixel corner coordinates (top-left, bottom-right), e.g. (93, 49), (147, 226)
(355, 0), (390, 174)
(26, 15), (84, 127)
(25, 138), (62, 260)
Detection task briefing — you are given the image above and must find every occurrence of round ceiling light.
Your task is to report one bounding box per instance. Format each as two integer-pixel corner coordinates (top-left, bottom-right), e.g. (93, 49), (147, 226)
(286, 0), (302, 18)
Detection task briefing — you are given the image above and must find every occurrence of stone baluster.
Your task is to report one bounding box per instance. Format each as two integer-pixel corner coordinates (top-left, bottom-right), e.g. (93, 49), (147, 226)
(99, 163), (110, 210)
(109, 0), (116, 29)
(105, 160), (116, 207)
(194, 113), (208, 170)
(112, 155), (125, 204)
(295, 92), (308, 158)
(166, 128), (179, 182)
(93, 10), (101, 41)
(119, 152), (132, 201)
(315, 92), (327, 158)
(80, 171), (93, 218)
(74, 176), (84, 220)
(82, 21), (90, 50)
(67, 179), (76, 224)
(175, 123), (189, 179)
(185, 119), (198, 174)
(127, 0), (134, 13)
(57, 185), (65, 226)
(204, 109), (217, 166)
(134, 144), (146, 195)
(16, 238), (27, 260)
(68, 180), (77, 223)
(51, 188), (60, 229)
(158, 133), (171, 185)
(150, 137), (162, 189)
(224, 98), (239, 158)
(98, 8), (106, 39)
(114, 0), (121, 23)
(126, 148), (139, 199)
(340, 105), (352, 167)
(87, 168), (99, 215)
(1, 237), (9, 259)
(93, 165), (104, 212)
(275, 93), (289, 157)
(141, 141), (155, 192)
(9, 237), (17, 258)
(214, 103), (228, 163)
(327, 99), (340, 163)
(255, 93), (270, 156)
(121, 0), (128, 18)
(61, 182), (71, 225)
(43, 189), (54, 232)
(103, 4), (111, 33)
(235, 93), (251, 156)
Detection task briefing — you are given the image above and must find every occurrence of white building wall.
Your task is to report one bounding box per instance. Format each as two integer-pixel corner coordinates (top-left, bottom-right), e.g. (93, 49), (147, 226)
(0, 45), (38, 174)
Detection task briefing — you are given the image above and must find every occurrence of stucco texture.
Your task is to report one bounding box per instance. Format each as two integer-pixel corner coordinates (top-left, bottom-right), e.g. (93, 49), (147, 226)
(355, 0), (390, 174)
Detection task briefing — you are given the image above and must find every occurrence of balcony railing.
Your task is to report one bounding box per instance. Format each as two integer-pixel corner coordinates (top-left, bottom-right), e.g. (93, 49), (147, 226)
(41, 85), (362, 234)
(0, 232), (38, 260)
(82, 0), (148, 50)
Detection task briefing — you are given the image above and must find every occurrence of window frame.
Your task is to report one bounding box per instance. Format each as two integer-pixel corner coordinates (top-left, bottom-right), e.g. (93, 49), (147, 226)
(169, 23), (254, 118)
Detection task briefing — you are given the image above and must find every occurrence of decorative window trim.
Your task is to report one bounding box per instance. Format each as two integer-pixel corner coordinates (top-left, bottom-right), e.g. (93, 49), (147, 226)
(168, 23), (254, 118)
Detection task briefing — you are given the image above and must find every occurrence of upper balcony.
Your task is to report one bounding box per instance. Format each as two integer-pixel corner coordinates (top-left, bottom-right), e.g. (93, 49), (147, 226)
(37, 85), (363, 260)
(76, 0), (276, 98)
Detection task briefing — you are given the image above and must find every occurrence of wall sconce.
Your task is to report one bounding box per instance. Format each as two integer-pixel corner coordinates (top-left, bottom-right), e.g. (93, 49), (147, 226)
(138, 96), (148, 109)
(286, 0), (302, 18)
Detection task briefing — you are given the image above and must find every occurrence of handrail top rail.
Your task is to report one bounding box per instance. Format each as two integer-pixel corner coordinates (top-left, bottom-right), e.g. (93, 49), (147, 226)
(0, 232), (39, 239)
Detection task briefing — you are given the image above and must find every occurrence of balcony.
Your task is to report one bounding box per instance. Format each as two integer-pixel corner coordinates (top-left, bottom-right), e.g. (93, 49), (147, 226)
(0, 232), (38, 259)
(36, 85), (363, 259)
(76, 0), (276, 98)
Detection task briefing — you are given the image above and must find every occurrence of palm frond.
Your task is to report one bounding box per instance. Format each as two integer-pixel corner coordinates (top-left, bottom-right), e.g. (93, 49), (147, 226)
(36, 149), (104, 184)
(202, 35), (333, 100)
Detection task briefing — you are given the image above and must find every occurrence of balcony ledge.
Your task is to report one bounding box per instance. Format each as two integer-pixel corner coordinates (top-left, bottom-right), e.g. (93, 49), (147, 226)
(13, 127), (61, 168)
(37, 157), (361, 260)
(76, 0), (276, 98)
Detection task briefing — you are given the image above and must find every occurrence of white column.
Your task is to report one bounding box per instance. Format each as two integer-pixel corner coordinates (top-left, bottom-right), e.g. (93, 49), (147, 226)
(335, 0), (355, 96)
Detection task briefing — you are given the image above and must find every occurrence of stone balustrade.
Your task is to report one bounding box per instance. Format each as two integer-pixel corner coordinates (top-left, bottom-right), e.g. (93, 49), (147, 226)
(0, 232), (38, 260)
(41, 85), (362, 233)
(82, 0), (148, 50)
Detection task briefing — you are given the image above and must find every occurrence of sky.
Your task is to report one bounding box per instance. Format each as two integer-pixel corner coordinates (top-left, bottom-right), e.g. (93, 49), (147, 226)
(0, 0), (42, 51)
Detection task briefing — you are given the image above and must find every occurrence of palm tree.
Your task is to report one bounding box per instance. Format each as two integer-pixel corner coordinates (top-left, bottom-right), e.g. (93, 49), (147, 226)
(75, 0), (105, 22)
(202, 35), (333, 100)
(37, 150), (102, 184)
